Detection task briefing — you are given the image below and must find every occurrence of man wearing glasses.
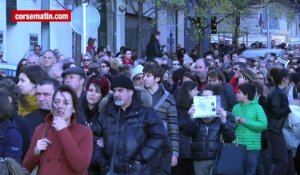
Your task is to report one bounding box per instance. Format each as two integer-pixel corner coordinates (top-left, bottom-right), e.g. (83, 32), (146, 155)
(100, 60), (111, 76)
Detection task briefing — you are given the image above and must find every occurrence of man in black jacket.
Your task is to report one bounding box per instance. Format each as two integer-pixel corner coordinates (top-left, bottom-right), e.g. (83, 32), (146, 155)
(97, 75), (167, 175)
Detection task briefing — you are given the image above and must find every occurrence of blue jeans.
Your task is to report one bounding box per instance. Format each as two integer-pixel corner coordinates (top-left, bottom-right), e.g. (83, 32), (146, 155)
(245, 150), (260, 175)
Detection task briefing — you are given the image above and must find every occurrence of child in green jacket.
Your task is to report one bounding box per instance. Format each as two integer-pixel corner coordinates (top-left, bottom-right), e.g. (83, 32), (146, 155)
(232, 83), (267, 175)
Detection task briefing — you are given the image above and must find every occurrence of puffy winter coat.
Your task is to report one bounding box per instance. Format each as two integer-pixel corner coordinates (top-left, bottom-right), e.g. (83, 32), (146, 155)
(183, 112), (236, 161)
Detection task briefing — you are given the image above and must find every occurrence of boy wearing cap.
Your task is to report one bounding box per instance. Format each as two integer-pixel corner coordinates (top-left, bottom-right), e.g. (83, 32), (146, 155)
(97, 75), (167, 174)
(143, 62), (179, 175)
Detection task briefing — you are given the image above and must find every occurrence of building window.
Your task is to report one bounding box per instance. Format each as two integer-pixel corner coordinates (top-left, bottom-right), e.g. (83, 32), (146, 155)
(0, 32), (3, 51)
(29, 34), (38, 51)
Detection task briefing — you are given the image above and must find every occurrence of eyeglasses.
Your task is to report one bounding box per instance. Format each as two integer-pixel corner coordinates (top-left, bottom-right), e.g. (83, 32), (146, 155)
(83, 59), (90, 62)
(255, 77), (264, 80)
(173, 63), (180, 66)
(133, 75), (144, 81)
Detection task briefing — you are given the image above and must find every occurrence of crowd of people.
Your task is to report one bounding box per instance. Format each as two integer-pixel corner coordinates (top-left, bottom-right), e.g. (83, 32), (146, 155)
(0, 31), (300, 175)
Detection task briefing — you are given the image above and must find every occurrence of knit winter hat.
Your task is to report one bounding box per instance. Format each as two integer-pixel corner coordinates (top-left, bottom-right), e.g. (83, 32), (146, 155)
(111, 75), (135, 91)
(131, 64), (144, 80)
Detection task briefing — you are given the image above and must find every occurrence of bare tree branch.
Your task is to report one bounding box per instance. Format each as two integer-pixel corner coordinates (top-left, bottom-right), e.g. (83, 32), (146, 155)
(129, 0), (138, 14)
(143, 6), (154, 16)
(55, 0), (69, 10)
(143, 10), (155, 21)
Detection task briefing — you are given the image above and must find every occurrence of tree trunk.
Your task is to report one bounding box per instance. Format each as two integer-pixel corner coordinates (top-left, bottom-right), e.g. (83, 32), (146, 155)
(137, 1), (143, 58)
(75, 33), (82, 66)
(74, 0), (82, 66)
(198, 30), (205, 57)
(232, 12), (240, 45)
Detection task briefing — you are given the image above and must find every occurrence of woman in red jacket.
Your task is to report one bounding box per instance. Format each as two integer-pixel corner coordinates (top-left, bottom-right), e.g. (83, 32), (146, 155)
(22, 85), (93, 175)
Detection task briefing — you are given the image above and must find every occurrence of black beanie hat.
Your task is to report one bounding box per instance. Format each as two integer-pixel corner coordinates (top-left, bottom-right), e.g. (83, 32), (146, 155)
(111, 75), (135, 91)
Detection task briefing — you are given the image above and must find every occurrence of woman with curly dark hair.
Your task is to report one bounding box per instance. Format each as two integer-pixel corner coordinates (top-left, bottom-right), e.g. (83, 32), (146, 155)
(0, 78), (30, 160)
(0, 91), (23, 163)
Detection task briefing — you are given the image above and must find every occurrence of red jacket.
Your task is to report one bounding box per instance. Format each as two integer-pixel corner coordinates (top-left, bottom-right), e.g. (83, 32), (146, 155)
(22, 114), (93, 175)
(122, 57), (134, 65)
(229, 76), (239, 94)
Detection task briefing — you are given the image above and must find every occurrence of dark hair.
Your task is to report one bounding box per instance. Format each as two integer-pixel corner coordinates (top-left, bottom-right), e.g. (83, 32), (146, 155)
(207, 68), (225, 83)
(101, 60), (111, 68)
(34, 44), (41, 49)
(269, 67), (289, 85)
(233, 62), (246, 69)
(143, 62), (164, 83)
(202, 84), (221, 95)
(122, 48), (131, 55)
(183, 71), (197, 82)
(16, 58), (27, 78)
(62, 62), (75, 70)
(0, 91), (14, 121)
(172, 68), (186, 82)
(19, 65), (48, 85)
(97, 46), (105, 53)
(107, 51), (112, 57)
(87, 67), (100, 77)
(0, 78), (21, 111)
(215, 56), (224, 63)
(290, 72), (300, 86)
(150, 31), (160, 41)
(52, 85), (79, 115)
(253, 81), (263, 96)
(238, 83), (256, 101)
(37, 78), (60, 91)
(87, 37), (95, 46)
(176, 81), (197, 108)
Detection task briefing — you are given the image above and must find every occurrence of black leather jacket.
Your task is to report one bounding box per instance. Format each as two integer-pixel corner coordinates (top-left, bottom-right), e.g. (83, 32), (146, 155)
(96, 97), (167, 172)
(183, 112), (236, 161)
(266, 86), (291, 134)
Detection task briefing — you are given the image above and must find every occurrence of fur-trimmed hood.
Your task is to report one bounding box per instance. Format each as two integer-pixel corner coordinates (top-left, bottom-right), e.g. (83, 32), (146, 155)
(98, 86), (152, 112)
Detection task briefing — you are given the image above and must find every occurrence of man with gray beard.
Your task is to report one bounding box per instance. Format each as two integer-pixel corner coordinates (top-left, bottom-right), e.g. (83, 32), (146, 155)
(96, 75), (167, 175)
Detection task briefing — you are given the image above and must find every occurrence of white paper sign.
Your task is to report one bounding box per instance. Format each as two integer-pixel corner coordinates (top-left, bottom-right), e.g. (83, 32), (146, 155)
(277, 57), (290, 68)
(193, 95), (218, 118)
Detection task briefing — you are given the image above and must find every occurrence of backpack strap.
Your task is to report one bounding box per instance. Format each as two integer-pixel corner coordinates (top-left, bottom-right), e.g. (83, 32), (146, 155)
(153, 90), (169, 110)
